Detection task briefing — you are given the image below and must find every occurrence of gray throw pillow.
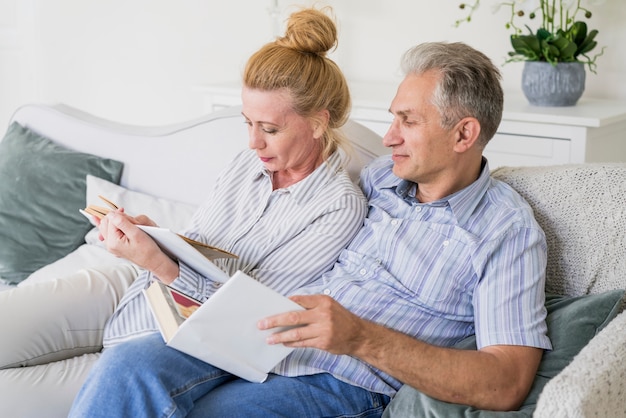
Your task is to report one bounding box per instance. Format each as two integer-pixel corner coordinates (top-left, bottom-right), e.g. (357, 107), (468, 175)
(382, 289), (625, 417)
(0, 122), (123, 284)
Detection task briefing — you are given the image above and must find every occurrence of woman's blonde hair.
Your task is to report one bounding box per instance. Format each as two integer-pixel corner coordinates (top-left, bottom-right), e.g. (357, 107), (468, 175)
(243, 7), (350, 160)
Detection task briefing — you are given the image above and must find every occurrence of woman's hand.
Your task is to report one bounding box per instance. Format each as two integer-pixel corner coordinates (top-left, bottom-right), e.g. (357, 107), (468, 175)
(98, 209), (179, 283)
(94, 208), (157, 238)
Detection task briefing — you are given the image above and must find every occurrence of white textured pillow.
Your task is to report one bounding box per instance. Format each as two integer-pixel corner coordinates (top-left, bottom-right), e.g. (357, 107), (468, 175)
(85, 174), (198, 233)
(492, 163), (626, 296)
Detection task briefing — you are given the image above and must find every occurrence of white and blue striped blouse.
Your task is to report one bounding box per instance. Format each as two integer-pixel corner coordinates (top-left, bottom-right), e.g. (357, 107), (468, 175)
(103, 149), (367, 347)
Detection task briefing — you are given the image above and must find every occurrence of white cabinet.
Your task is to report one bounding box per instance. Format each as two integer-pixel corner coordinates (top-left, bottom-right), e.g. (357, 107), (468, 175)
(487, 95), (626, 168)
(196, 82), (626, 169)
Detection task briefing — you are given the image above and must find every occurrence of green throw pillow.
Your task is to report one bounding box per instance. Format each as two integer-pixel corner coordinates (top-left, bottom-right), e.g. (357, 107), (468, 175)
(382, 289), (625, 417)
(0, 122), (124, 284)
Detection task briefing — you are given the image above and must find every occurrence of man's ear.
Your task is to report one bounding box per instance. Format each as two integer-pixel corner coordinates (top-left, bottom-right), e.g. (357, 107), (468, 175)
(453, 117), (481, 153)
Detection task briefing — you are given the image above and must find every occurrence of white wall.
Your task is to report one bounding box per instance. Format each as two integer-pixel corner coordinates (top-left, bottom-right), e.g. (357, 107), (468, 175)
(1, 0), (625, 128)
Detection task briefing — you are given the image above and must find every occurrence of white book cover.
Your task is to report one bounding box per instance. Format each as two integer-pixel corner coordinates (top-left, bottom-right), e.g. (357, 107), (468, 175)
(146, 271), (304, 383)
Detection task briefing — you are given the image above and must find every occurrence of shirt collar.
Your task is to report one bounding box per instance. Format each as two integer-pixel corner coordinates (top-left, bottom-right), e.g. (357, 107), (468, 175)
(392, 158), (491, 225)
(446, 158), (491, 225)
(254, 151), (345, 205)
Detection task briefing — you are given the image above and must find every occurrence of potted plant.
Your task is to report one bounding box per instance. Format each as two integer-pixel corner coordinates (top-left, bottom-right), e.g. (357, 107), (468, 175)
(456, 0), (606, 106)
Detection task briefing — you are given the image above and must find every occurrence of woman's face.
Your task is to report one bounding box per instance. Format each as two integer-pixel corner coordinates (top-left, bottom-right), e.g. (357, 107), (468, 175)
(241, 87), (323, 182)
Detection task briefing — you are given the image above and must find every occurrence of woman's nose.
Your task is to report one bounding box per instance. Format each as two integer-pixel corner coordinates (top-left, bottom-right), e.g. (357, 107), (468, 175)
(248, 129), (264, 150)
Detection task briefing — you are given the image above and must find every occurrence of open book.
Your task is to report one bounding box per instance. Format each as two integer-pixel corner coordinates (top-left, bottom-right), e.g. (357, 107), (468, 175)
(143, 271), (304, 383)
(82, 195), (237, 282)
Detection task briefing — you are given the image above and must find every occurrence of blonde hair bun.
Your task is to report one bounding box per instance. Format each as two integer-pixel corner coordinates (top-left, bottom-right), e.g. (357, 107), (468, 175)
(277, 8), (337, 57)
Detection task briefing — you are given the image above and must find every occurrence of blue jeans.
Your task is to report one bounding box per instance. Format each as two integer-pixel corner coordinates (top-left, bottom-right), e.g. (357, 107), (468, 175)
(69, 333), (389, 417)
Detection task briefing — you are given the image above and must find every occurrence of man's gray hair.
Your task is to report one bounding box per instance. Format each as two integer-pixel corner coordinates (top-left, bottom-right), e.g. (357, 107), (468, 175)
(401, 42), (503, 147)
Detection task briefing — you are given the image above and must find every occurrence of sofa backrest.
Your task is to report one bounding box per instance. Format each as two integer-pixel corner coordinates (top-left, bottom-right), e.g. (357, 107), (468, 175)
(7, 104), (625, 297)
(492, 164), (626, 297)
(8, 104), (387, 206)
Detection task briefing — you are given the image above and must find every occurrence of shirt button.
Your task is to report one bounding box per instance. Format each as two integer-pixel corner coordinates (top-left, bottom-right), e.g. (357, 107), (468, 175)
(323, 288), (331, 295)
(375, 258), (382, 265)
(443, 240), (450, 246)
(390, 219), (398, 225)
(213, 282), (222, 288)
(415, 206), (422, 212)
(359, 268), (367, 275)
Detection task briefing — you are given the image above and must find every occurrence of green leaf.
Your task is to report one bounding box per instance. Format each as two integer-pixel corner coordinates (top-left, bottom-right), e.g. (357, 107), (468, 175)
(510, 35), (541, 60)
(577, 29), (599, 56)
(536, 28), (552, 42)
(568, 21), (588, 46)
(551, 36), (577, 60)
(541, 41), (560, 63)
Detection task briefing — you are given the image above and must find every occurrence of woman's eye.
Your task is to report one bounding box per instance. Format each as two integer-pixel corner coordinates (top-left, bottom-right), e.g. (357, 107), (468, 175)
(242, 120), (278, 134)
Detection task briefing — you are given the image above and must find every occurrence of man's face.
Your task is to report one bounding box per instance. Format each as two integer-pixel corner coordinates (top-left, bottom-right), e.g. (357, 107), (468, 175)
(383, 71), (458, 185)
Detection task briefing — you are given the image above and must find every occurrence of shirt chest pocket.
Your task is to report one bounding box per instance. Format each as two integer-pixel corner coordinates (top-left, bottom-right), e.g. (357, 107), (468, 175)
(403, 223), (478, 311)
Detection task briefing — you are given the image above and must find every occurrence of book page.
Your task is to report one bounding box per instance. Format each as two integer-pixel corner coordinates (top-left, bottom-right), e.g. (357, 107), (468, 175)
(143, 282), (185, 342)
(137, 226), (230, 283)
(167, 271), (304, 383)
(177, 235), (238, 260)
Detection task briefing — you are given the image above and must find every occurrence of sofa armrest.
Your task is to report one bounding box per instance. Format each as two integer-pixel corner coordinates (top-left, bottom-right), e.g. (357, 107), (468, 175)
(534, 311), (626, 418)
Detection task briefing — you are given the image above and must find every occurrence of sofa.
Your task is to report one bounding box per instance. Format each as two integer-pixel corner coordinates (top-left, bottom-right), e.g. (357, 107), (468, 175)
(0, 103), (624, 417)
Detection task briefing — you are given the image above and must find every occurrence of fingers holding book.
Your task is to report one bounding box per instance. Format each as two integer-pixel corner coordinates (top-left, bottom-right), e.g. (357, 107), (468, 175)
(81, 196), (178, 282)
(100, 210), (180, 283)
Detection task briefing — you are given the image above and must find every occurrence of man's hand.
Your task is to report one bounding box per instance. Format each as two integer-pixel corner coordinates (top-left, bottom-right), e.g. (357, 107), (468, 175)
(258, 293), (543, 411)
(258, 294), (370, 356)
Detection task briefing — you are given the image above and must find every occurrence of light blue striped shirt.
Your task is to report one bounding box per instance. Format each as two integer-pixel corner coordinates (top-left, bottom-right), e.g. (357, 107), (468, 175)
(273, 155), (551, 397)
(103, 149), (367, 347)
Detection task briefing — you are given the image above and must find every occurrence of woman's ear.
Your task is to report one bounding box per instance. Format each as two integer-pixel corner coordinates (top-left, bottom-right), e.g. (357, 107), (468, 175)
(312, 109), (330, 139)
(453, 117), (481, 153)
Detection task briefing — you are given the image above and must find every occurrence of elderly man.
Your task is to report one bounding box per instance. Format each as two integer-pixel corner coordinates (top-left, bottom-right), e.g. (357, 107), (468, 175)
(263, 41), (551, 414)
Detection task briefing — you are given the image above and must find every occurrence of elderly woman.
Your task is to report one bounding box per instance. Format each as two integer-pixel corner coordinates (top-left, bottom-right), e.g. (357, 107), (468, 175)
(0, 7), (365, 418)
